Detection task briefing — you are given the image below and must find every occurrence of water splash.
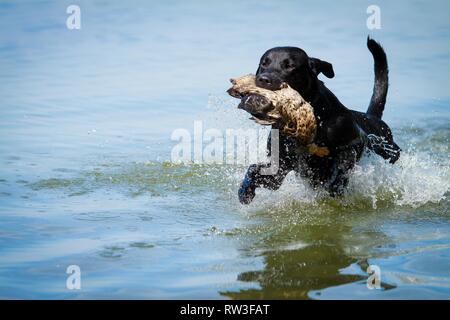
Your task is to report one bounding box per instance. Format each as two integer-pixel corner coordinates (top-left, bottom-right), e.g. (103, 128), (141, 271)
(347, 151), (449, 209)
(27, 149), (449, 213)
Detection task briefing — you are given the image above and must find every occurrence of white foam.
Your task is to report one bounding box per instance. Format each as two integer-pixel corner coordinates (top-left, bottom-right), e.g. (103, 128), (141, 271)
(347, 151), (449, 208)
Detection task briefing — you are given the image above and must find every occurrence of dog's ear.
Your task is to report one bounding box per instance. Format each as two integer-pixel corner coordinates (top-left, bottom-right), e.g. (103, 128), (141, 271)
(308, 57), (334, 78)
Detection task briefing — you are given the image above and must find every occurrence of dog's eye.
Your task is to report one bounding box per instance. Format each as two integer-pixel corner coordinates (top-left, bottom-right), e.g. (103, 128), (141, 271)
(261, 58), (271, 67)
(282, 59), (295, 69)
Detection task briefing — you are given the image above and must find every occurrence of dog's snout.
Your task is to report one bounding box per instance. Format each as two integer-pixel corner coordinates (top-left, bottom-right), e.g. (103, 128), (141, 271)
(256, 73), (282, 90)
(256, 75), (271, 86)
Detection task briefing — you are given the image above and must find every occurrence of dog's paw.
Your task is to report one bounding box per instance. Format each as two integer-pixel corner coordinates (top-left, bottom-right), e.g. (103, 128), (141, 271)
(238, 177), (256, 205)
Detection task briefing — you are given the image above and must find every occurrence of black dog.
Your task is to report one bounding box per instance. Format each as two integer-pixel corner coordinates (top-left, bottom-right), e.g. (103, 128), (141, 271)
(238, 38), (401, 204)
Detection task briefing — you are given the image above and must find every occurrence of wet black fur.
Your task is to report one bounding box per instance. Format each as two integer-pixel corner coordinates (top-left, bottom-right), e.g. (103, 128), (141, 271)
(238, 38), (401, 204)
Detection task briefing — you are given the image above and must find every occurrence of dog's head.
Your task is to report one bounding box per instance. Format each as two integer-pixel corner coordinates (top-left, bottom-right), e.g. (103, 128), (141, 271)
(256, 47), (334, 97)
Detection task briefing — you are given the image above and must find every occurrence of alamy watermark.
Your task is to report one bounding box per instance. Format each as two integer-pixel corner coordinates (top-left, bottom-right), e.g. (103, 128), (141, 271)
(170, 121), (279, 174)
(66, 265), (81, 290)
(367, 5), (381, 30)
(66, 5), (81, 30)
(366, 265), (381, 289)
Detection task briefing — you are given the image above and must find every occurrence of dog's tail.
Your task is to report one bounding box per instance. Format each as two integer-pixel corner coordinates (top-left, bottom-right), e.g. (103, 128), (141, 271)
(366, 37), (388, 119)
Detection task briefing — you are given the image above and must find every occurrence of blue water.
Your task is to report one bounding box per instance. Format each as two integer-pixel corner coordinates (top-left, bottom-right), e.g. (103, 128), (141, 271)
(0, 0), (449, 299)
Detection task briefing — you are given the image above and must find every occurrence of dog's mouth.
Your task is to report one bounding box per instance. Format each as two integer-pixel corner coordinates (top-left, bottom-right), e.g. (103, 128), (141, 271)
(255, 81), (289, 91)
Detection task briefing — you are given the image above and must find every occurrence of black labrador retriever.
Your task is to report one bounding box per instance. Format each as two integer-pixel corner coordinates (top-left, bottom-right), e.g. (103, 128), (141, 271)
(238, 38), (401, 204)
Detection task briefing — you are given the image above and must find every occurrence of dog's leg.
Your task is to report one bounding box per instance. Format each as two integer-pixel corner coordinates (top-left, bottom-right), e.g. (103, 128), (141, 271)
(238, 162), (291, 204)
(323, 115), (365, 196)
(326, 146), (359, 196)
(239, 129), (297, 204)
(367, 134), (401, 164)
